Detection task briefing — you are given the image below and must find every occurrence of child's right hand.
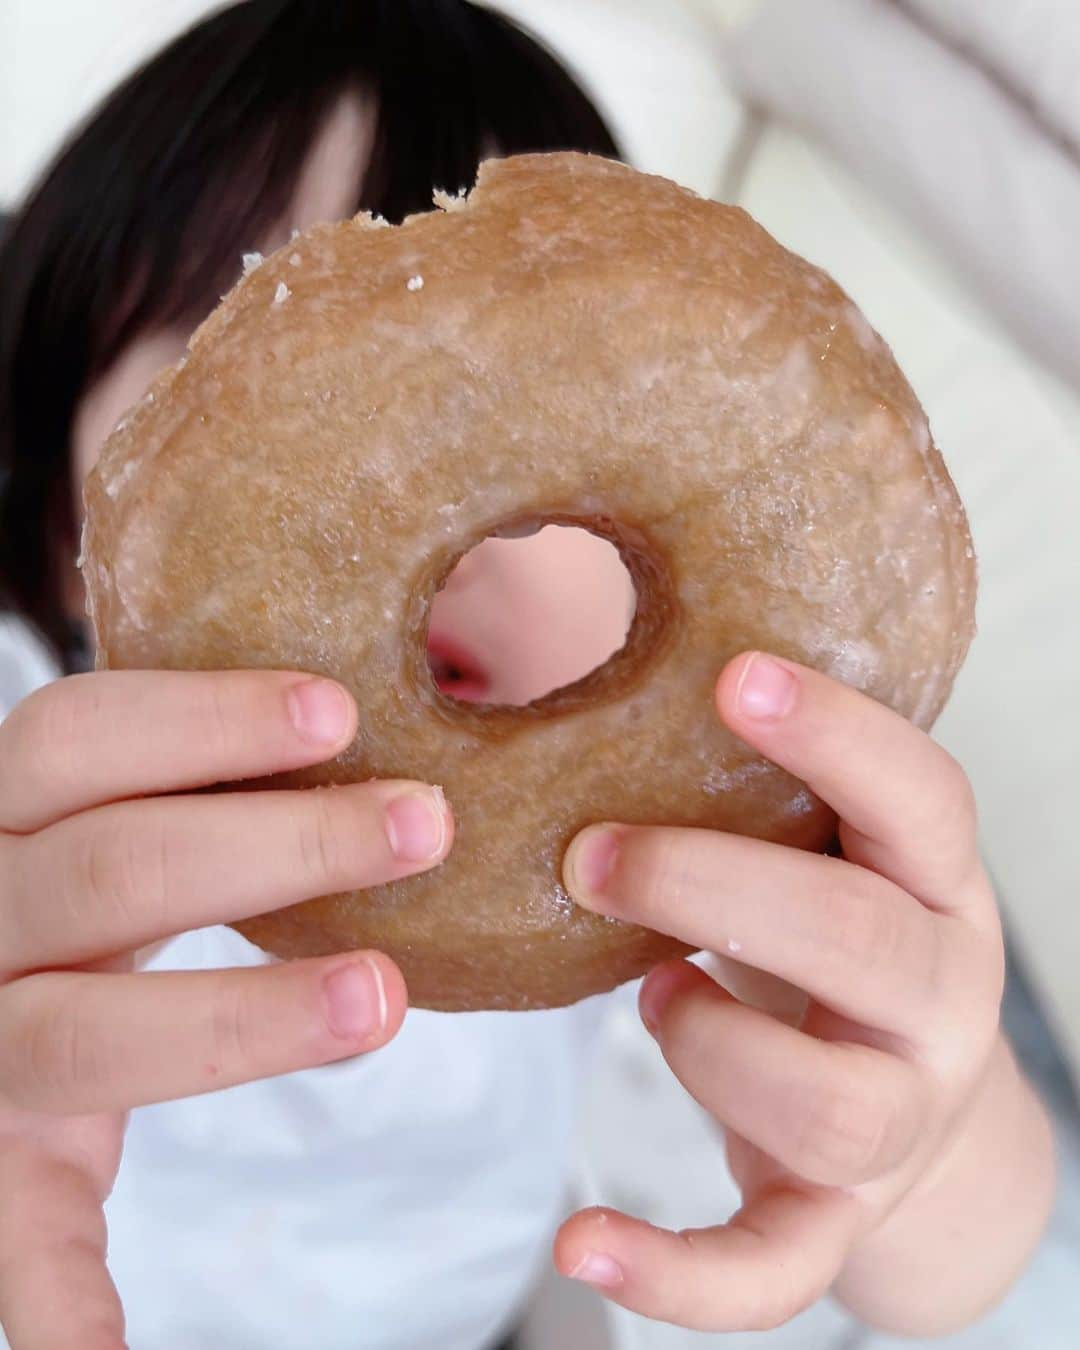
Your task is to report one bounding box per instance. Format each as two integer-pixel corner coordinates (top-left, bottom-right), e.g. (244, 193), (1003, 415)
(0, 669), (452, 1349)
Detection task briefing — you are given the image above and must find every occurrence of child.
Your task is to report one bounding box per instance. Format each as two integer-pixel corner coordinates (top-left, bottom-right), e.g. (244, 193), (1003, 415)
(0, 3), (1054, 1347)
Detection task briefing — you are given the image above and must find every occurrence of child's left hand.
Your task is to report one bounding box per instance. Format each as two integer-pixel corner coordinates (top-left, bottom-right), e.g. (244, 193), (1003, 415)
(556, 652), (1053, 1335)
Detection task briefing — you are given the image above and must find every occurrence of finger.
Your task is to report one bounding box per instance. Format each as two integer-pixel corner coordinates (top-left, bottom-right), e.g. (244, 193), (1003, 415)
(0, 953), (405, 1115)
(563, 819), (959, 1042)
(716, 652), (989, 916)
(4, 780), (452, 973)
(0, 1139), (126, 1350)
(639, 961), (927, 1187)
(555, 1183), (859, 1332)
(0, 669), (359, 833)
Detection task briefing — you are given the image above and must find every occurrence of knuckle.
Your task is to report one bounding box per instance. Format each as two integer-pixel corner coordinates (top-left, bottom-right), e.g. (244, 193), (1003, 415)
(208, 978), (263, 1076)
(625, 831), (695, 916)
(822, 869), (942, 1018)
(2, 978), (106, 1109)
(295, 791), (343, 887)
(199, 677), (242, 765)
(72, 828), (127, 922)
(70, 817), (165, 937)
(795, 1079), (891, 1183)
(3, 679), (85, 807)
(821, 868), (906, 978)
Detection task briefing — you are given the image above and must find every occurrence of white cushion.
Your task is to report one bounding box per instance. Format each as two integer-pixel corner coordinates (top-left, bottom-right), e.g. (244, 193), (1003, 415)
(726, 0), (1080, 389)
(903, 0), (1080, 153)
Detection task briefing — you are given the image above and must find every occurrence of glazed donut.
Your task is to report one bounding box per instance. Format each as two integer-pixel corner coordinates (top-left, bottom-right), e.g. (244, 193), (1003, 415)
(82, 153), (976, 1011)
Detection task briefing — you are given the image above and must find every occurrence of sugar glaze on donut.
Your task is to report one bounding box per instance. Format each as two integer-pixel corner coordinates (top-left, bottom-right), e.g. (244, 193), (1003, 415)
(83, 153), (976, 1011)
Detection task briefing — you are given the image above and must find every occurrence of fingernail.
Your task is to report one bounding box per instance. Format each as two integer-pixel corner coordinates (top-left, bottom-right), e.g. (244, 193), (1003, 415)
(639, 963), (684, 1036)
(736, 653), (798, 721)
(323, 958), (387, 1039)
(568, 1252), (624, 1289)
(385, 788), (448, 863)
(564, 827), (620, 906)
(288, 679), (353, 745)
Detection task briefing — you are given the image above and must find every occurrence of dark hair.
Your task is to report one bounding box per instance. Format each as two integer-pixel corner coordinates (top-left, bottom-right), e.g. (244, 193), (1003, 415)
(0, 0), (619, 657)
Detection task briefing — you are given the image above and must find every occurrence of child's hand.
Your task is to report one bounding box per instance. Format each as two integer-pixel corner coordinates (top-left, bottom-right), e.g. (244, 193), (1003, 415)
(557, 652), (1052, 1334)
(0, 670), (451, 1349)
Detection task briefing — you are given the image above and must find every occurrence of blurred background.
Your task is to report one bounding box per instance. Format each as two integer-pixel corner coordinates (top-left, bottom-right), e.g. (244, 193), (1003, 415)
(3, 2), (1079, 1347)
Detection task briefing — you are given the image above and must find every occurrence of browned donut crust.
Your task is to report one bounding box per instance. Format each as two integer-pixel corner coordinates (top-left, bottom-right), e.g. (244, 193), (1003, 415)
(83, 153), (976, 1011)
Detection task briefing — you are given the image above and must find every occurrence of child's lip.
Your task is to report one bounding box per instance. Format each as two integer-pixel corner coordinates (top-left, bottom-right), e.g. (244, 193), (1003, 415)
(426, 631), (492, 702)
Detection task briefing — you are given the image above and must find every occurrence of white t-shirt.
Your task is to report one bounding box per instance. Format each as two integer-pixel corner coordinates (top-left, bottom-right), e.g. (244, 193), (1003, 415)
(3, 620), (1079, 1350)
(0, 620), (606, 1349)
(113, 928), (604, 1350)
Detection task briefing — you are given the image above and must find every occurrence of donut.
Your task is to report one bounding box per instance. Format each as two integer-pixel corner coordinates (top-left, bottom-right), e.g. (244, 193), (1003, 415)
(82, 152), (976, 1012)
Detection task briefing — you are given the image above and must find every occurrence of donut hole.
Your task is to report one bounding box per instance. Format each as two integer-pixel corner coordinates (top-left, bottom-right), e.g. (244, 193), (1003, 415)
(427, 524), (637, 707)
